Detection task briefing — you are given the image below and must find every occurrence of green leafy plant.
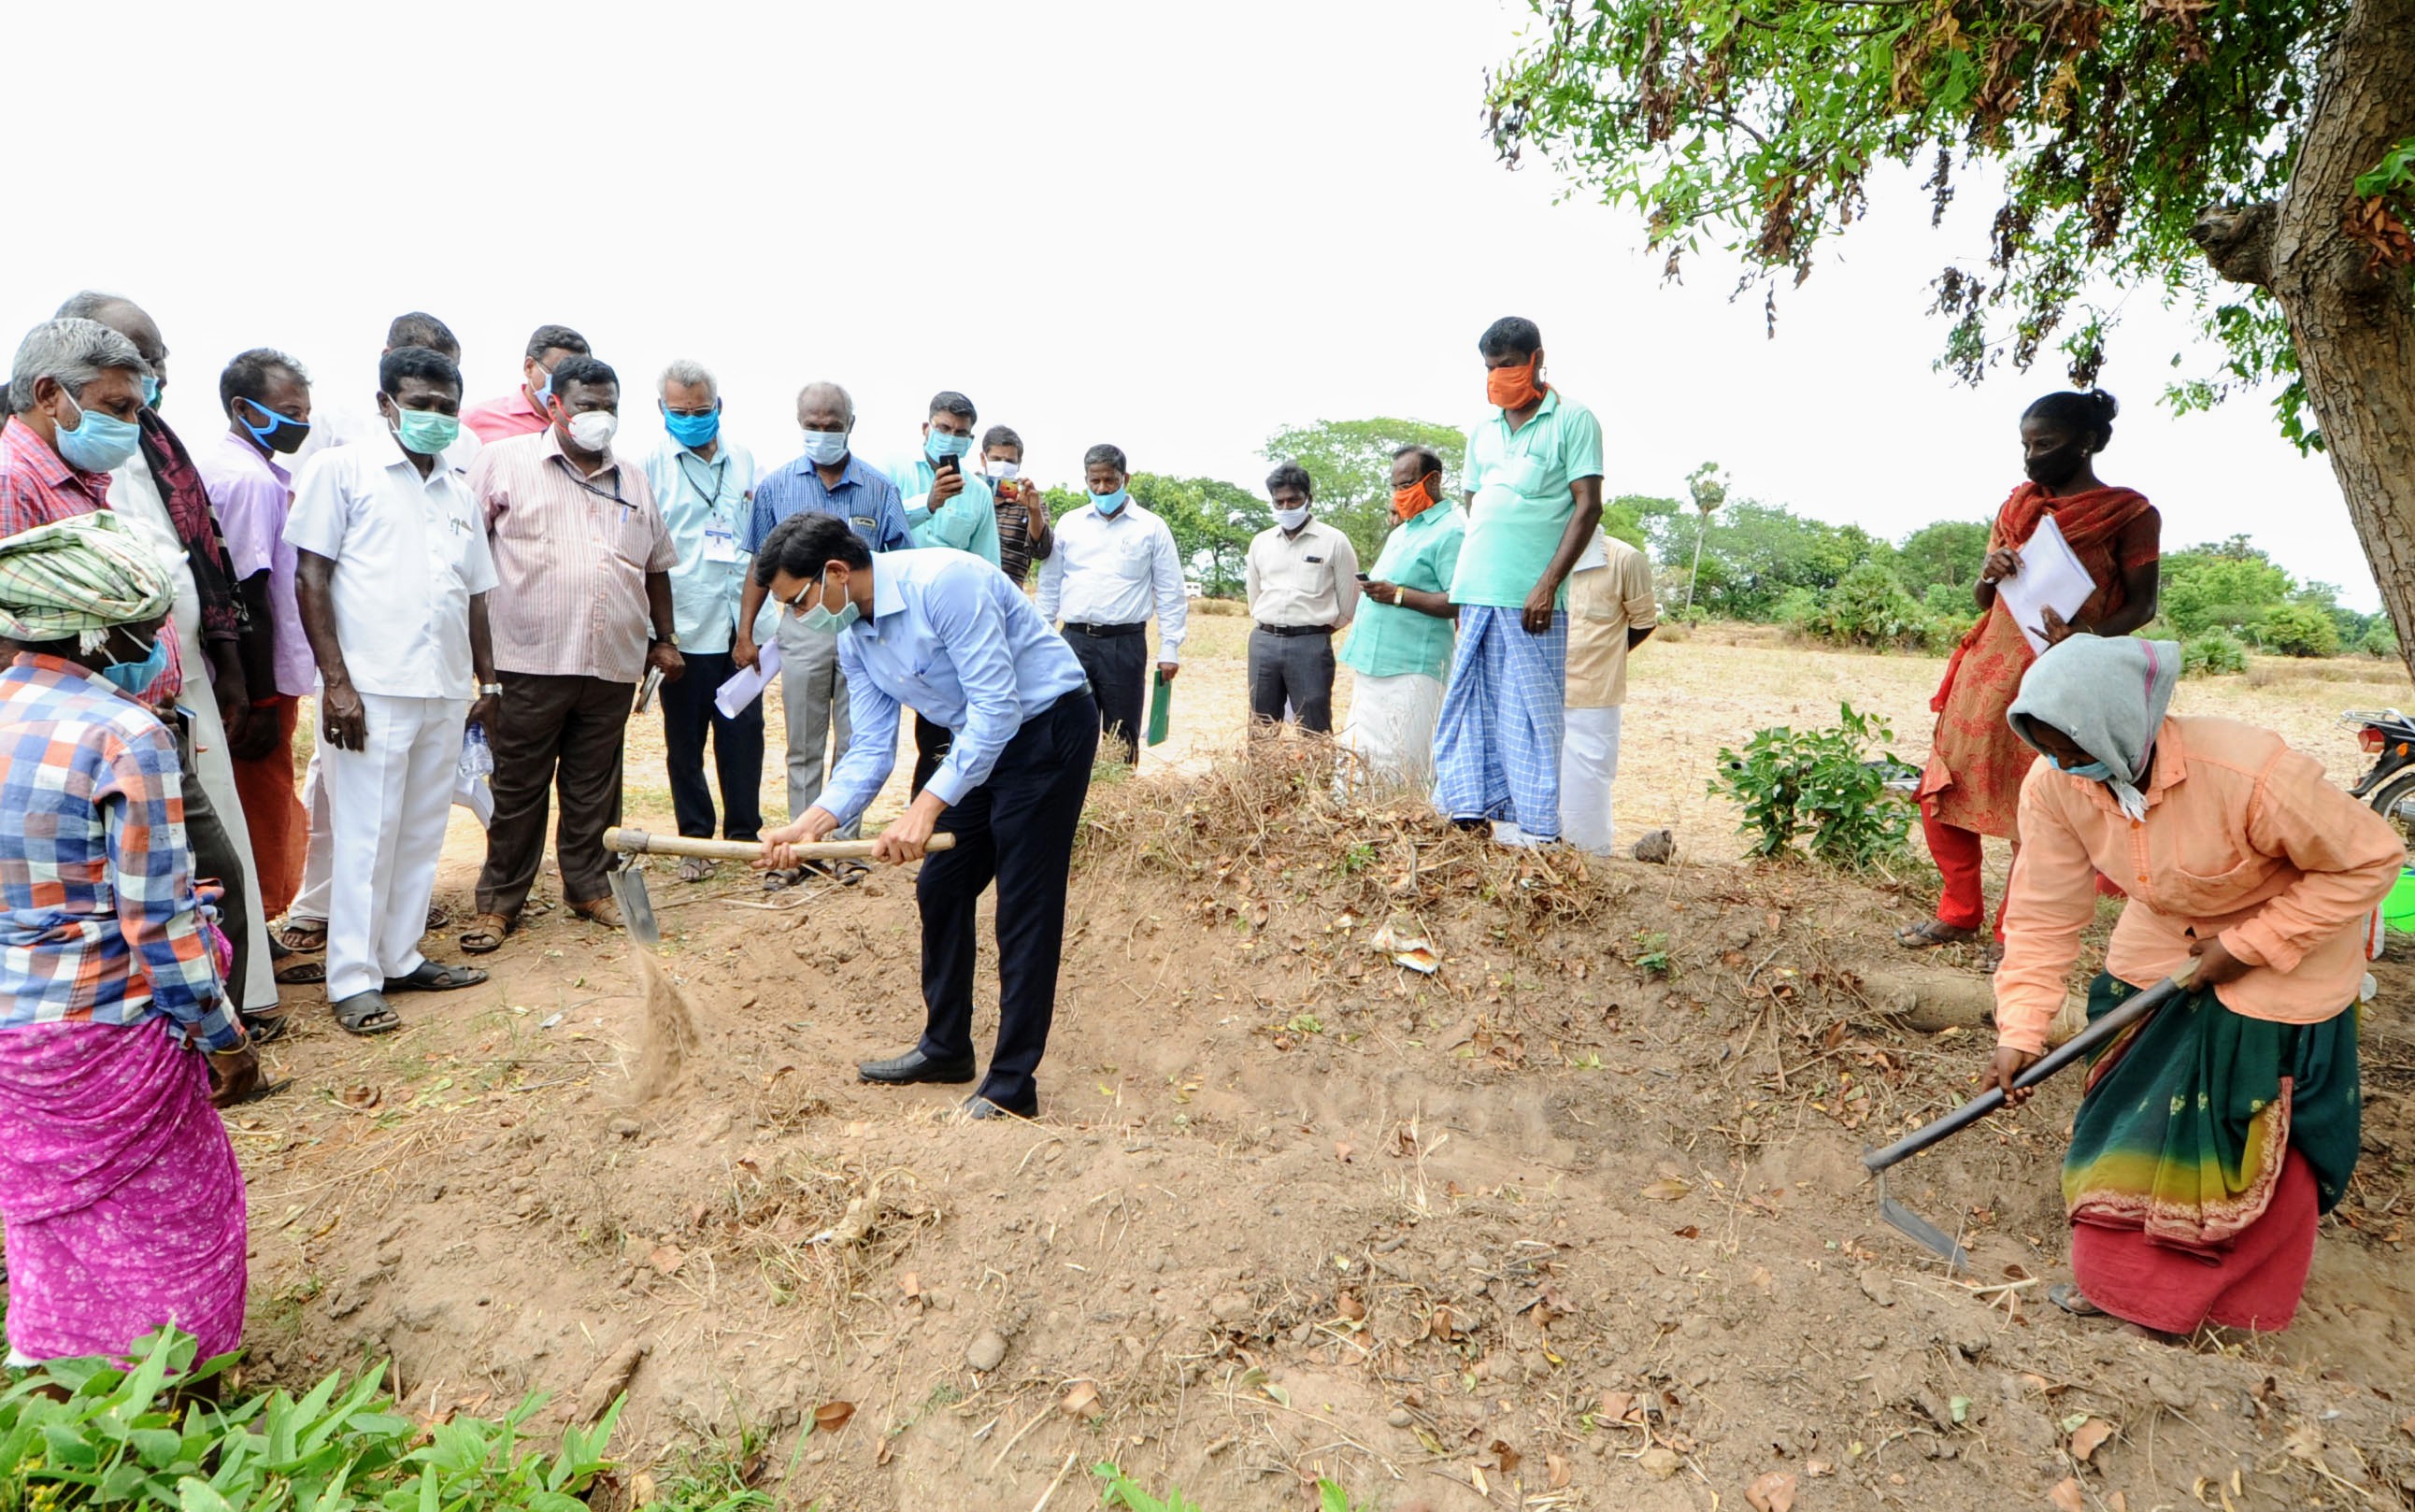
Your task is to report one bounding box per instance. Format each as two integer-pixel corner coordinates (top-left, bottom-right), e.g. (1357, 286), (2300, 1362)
(1093, 1462), (1207, 1512)
(0, 1329), (622, 1512)
(1711, 704), (1912, 869)
(1788, 563), (1935, 652)
(1633, 931), (1674, 977)
(2182, 631), (2250, 678)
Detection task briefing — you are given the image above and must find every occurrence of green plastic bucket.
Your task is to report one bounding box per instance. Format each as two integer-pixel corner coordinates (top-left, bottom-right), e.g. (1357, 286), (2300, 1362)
(2386, 868), (2415, 932)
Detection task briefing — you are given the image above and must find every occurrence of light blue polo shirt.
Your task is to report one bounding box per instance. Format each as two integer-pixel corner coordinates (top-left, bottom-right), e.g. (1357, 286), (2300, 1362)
(1450, 389), (1605, 608)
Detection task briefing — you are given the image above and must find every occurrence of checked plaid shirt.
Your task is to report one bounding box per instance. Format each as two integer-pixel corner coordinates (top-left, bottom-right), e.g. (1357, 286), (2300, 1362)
(0, 655), (236, 1049)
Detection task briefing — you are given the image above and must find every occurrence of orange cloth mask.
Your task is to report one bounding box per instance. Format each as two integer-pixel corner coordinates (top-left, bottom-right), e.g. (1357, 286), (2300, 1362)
(1485, 356), (1547, 410)
(1393, 478), (1439, 522)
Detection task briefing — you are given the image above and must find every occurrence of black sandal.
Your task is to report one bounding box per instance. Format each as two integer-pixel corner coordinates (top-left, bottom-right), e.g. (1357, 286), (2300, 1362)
(241, 1009), (294, 1045)
(384, 962), (490, 993)
(274, 959), (326, 986)
(2048, 1283), (2106, 1318)
(330, 990), (402, 1036)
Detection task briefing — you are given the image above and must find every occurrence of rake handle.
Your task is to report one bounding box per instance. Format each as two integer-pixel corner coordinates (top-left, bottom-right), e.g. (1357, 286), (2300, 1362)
(1861, 971), (2191, 1175)
(604, 826), (958, 862)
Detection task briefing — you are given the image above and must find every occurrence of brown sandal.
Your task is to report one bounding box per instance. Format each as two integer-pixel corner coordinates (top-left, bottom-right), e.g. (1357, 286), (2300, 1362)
(570, 896), (624, 930)
(274, 920), (328, 953)
(459, 912), (513, 954)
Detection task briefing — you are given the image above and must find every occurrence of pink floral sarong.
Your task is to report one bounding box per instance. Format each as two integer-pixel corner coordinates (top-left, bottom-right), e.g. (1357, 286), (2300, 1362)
(0, 1020), (247, 1363)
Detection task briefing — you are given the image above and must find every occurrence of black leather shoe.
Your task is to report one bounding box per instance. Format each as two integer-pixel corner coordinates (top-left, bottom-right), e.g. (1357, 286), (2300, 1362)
(961, 1092), (1038, 1120)
(859, 1048), (977, 1085)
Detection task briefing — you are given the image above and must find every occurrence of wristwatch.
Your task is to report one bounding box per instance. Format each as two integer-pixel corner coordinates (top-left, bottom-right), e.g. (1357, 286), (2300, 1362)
(479, 682), (504, 697)
(651, 631), (679, 648)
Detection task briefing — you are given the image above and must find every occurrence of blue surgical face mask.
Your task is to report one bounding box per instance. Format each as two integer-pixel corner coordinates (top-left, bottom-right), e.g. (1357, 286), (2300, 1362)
(100, 631), (171, 697)
(925, 430), (972, 461)
(140, 375), (161, 408)
(797, 570), (860, 634)
(1092, 487), (1129, 516)
(663, 403), (721, 449)
(2049, 753), (2113, 782)
(802, 429), (850, 466)
(54, 390), (145, 473)
(530, 363), (555, 408)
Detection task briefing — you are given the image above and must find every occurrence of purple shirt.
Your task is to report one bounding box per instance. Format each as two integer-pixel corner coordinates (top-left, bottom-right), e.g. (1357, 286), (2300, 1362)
(196, 432), (313, 698)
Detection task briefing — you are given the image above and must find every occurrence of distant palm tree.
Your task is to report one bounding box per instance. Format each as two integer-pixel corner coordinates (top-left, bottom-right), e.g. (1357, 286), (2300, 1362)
(1682, 462), (1728, 616)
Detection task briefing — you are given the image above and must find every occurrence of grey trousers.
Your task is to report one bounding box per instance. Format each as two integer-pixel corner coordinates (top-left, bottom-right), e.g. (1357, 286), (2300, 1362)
(777, 615), (860, 837)
(1248, 627), (1337, 734)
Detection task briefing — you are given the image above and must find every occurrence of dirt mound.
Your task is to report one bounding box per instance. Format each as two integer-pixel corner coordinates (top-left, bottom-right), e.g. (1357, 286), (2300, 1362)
(232, 763), (2415, 1510)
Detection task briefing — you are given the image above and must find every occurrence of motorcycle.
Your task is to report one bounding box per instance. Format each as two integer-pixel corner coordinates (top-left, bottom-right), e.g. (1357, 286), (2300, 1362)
(2341, 708), (2415, 847)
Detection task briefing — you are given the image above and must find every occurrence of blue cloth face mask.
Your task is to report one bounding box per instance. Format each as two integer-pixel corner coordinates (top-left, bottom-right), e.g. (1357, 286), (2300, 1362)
(2049, 753), (2114, 782)
(237, 396), (310, 455)
(663, 403), (721, 449)
(796, 570), (860, 634)
(100, 631), (171, 697)
(802, 429), (850, 466)
(925, 430), (972, 461)
(1091, 487), (1129, 516)
(54, 391), (145, 473)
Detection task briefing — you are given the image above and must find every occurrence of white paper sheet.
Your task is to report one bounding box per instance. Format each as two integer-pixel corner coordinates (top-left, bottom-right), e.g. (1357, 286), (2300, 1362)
(1996, 514), (2095, 654)
(715, 639), (782, 719)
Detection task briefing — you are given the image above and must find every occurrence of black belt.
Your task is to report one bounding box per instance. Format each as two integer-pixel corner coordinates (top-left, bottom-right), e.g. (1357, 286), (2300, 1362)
(1064, 620), (1147, 638)
(1256, 622), (1336, 637)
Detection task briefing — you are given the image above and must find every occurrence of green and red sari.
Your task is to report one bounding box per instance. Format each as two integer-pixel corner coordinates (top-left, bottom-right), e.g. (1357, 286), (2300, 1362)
(2061, 973), (2361, 1333)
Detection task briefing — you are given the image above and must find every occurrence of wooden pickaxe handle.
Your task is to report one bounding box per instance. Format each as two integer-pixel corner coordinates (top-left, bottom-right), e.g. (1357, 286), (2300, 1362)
(605, 826), (957, 862)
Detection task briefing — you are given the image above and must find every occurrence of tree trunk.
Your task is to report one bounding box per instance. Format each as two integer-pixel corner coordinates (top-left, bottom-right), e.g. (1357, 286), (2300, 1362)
(2265, 0), (2415, 668)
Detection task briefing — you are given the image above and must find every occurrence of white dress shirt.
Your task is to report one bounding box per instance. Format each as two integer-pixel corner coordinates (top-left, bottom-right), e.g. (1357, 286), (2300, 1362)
(1245, 519), (1360, 629)
(1036, 501), (1189, 663)
(284, 445), (497, 701)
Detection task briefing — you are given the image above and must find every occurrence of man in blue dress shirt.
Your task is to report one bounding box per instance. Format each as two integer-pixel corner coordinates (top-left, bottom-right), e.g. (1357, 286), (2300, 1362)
(733, 381), (913, 864)
(753, 514), (1097, 1120)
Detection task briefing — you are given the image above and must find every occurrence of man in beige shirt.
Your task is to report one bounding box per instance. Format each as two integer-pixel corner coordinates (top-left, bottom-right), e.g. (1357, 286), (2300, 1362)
(460, 356), (681, 949)
(1561, 527), (1656, 853)
(1243, 462), (1359, 735)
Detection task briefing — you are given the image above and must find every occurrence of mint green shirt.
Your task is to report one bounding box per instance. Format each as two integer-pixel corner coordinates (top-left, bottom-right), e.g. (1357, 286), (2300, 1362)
(1449, 388), (1604, 608)
(1341, 503), (1466, 680)
(889, 454), (1002, 565)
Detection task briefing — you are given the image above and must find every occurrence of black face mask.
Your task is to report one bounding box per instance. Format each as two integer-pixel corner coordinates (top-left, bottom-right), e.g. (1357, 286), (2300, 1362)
(2024, 440), (2089, 488)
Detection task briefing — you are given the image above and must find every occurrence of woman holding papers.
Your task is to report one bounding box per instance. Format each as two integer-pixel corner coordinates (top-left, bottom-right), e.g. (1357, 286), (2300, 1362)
(1903, 391), (2160, 967)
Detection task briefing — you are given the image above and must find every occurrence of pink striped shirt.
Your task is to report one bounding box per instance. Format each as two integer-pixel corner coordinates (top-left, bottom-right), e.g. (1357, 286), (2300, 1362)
(468, 431), (675, 683)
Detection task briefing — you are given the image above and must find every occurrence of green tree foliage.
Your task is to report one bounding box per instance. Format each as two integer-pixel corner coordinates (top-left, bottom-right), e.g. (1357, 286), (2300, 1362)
(1483, 0), (2415, 668)
(1045, 477), (1274, 599)
(2260, 600), (2344, 657)
(1895, 521), (1993, 595)
(2157, 535), (2294, 635)
(1261, 418), (1467, 566)
(1644, 498), (1890, 620)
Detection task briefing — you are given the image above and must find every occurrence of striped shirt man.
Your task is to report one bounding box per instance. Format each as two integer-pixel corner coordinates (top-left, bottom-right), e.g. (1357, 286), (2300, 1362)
(468, 429), (677, 683)
(0, 655), (237, 1049)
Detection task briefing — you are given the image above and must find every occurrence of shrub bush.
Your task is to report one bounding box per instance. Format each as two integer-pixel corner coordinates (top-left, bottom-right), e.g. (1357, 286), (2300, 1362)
(1710, 703), (1911, 868)
(2361, 620), (2400, 659)
(2257, 601), (2342, 658)
(2182, 631), (2249, 677)
(1792, 563), (1931, 650)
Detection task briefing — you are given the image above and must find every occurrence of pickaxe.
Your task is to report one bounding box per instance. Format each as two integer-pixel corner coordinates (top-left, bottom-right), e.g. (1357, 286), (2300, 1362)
(603, 826), (957, 948)
(1860, 969), (2191, 1270)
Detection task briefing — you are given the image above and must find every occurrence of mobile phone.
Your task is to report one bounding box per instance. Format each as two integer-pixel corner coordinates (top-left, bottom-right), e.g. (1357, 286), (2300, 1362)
(1355, 572), (1370, 582)
(935, 455), (961, 478)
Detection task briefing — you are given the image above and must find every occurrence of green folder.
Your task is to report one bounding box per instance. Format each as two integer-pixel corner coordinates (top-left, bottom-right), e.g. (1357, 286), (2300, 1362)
(1147, 667), (1172, 747)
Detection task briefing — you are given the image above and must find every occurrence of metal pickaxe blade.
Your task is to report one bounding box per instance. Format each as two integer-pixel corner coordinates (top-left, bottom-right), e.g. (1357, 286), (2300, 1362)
(607, 863), (661, 949)
(1870, 1158), (1969, 1271)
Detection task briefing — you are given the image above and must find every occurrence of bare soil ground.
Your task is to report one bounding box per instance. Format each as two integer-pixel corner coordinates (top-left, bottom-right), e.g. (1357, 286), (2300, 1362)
(228, 628), (2415, 1510)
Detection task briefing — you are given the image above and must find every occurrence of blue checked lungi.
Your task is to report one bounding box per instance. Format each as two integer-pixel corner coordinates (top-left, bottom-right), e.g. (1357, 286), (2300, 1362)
(1433, 605), (1567, 839)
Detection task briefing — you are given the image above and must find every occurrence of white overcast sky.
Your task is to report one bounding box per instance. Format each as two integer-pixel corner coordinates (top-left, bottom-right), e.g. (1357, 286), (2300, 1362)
(7, 0), (2374, 608)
